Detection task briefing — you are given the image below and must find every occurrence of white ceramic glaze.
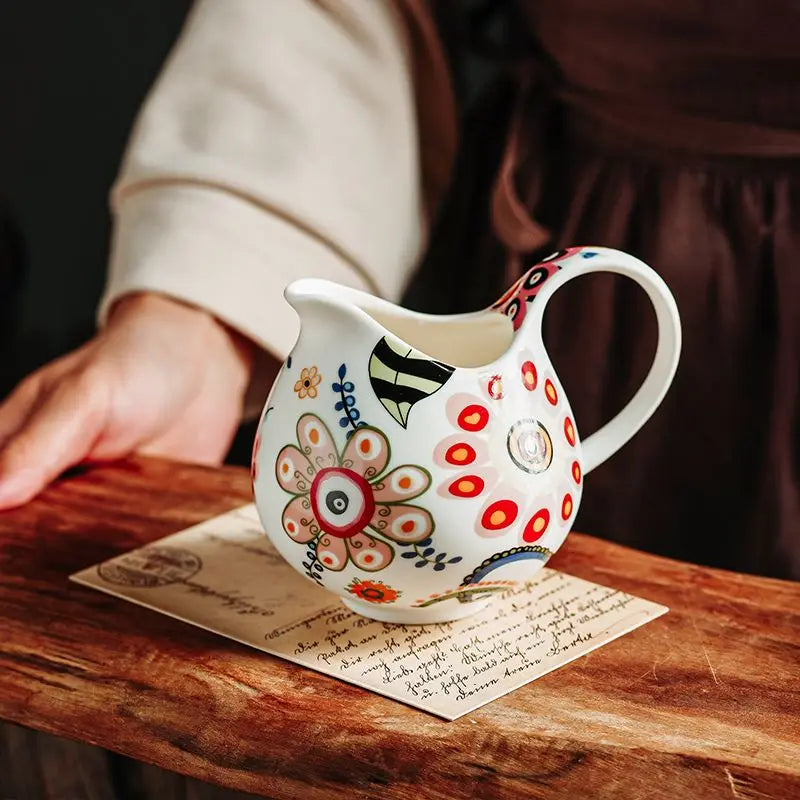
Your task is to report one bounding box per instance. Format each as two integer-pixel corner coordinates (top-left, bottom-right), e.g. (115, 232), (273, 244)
(252, 247), (681, 623)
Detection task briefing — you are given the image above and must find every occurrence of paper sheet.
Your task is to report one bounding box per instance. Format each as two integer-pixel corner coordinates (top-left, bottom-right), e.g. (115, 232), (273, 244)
(71, 504), (667, 720)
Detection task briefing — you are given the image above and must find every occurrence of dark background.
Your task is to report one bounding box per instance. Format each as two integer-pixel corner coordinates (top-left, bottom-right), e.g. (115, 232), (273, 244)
(0, 1), (193, 398)
(0, 1), (497, 464)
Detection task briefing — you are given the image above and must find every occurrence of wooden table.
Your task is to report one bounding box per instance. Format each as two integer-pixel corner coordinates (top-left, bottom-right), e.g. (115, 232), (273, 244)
(0, 457), (797, 799)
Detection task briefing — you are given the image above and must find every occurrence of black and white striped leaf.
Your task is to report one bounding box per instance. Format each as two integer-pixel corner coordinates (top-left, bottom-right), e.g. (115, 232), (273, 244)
(368, 336), (454, 428)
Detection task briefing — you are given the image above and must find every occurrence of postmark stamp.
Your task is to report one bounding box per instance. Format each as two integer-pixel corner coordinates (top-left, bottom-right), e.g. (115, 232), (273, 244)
(97, 546), (202, 588)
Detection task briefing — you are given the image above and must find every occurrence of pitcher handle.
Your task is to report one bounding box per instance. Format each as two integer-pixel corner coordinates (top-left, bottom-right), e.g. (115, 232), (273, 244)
(523, 247), (682, 475)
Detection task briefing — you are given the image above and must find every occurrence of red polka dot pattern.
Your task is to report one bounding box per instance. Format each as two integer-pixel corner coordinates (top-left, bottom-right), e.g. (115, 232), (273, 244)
(561, 493), (574, 521)
(523, 509), (550, 542)
(481, 499), (519, 531)
(564, 417), (576, 446)
(521, 361), (538, 391)
(448, 475), (486, 498)
(457, 404), (490, 432)
(445, 442), (477, 466)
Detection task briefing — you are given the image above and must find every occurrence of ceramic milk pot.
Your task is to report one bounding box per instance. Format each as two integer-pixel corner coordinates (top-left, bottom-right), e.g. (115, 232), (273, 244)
(252, 247), (681, 624)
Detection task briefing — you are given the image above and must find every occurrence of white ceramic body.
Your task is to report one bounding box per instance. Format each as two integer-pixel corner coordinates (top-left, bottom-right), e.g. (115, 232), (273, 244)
(252, 247), (681, 623)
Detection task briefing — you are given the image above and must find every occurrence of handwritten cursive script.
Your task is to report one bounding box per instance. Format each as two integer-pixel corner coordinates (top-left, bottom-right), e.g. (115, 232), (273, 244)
(266, 570), (665, 717)
(73, 503), (667, 720)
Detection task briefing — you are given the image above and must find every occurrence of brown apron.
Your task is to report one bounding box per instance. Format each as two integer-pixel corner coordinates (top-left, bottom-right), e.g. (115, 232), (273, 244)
(399, 0), (800, 580)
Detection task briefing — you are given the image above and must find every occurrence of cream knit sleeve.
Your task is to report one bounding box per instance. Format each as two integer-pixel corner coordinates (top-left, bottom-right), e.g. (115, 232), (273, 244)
(99, 0), (424, 359)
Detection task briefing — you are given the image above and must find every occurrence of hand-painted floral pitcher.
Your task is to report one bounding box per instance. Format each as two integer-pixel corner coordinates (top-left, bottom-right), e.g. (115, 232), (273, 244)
(252, 247), (681, 623)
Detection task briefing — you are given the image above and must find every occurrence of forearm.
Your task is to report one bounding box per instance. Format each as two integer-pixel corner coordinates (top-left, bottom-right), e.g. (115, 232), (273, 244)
(100, 0), (426, 363)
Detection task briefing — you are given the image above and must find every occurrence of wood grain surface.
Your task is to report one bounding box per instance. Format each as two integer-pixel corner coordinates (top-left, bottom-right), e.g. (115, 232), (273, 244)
(0, 457), (797, 799)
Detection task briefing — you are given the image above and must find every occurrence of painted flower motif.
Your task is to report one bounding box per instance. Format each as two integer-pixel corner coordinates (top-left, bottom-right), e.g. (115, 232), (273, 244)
(276, 414), (434, 574)
(346, 578), (400, 604)
(294, 366), (322, 399)
(433, 356), (579, 544)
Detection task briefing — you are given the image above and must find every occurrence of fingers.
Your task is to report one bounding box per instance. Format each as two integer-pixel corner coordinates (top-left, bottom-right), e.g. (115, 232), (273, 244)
(0, 374), (42, 448)
(0, 347), (89, 448)
(0, 300), (254, 507)
(0, 369), (109, 508)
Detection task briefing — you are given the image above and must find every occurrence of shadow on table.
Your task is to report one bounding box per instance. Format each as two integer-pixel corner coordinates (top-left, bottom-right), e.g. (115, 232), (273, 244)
(0, 721), (260, 800)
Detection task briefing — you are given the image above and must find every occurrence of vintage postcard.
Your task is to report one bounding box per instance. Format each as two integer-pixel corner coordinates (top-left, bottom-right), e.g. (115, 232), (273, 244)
(71, 504), (667, 720)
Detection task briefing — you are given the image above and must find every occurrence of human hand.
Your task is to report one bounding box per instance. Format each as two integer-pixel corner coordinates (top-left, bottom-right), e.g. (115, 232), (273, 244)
(0, 292), (265, 508)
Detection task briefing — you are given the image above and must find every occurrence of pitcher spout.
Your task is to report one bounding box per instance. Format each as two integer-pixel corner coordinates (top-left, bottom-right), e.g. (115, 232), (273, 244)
(285, 274), (517, 375)
(285, 277), (357, 314)
(284, 277), (379, 337)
